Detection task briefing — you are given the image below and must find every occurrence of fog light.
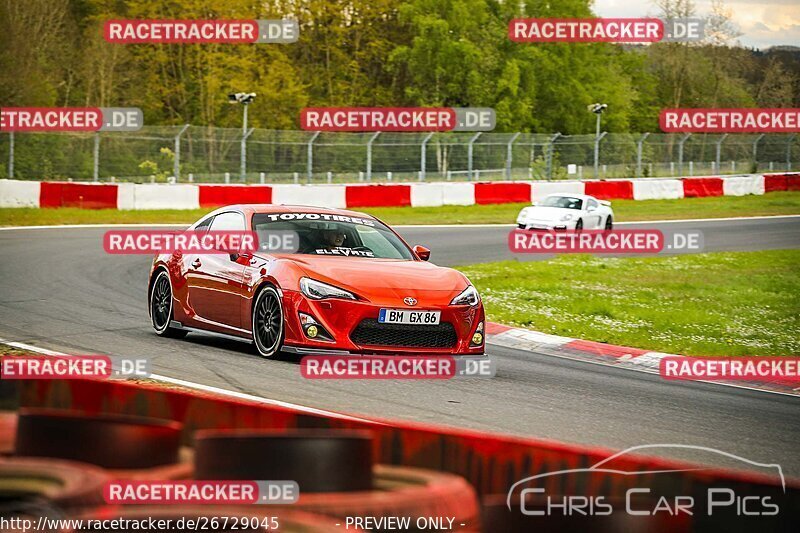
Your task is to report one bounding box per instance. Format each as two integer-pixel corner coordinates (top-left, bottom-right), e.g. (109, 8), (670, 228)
(306, 325), (318, 338)
(471, 321), (485, 346)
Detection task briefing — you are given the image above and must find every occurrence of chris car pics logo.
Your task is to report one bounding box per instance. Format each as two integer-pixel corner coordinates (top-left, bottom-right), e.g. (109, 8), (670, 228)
(507, 444), (786, 518)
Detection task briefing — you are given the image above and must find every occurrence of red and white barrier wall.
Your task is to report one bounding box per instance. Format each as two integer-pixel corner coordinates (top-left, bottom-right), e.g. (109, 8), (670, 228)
(1, 173), (798, 210)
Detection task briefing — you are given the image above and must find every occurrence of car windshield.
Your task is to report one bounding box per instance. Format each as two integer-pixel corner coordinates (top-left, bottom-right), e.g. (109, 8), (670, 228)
(252, 212), (414, 260)
(540, 196), (583, 210)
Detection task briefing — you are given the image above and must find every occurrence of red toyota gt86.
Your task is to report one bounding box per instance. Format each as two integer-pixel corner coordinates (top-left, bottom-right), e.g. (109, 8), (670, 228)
(148, 205), (486, 358)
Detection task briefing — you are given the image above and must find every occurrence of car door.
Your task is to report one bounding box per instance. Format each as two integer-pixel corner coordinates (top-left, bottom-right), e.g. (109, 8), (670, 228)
(585, 198), (603, 228)
(185, 211), (248, 334)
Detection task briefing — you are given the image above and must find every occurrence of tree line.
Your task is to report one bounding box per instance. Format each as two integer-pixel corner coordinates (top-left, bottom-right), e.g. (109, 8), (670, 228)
(1, 0), (797, 135)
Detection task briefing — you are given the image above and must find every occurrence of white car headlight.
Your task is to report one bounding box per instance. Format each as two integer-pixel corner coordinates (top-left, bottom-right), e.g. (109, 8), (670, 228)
(450, 285), (480, 306)
(560, 214), (574, 221)
(300, 278), (356, 300)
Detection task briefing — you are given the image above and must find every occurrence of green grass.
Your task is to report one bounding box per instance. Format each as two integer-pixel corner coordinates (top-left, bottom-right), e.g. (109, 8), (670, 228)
(458, 250), (800, 357)
(1, 191), (799, 227)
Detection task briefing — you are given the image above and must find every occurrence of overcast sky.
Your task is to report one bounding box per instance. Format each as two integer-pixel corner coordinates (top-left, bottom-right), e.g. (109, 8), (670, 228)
(593, 0), (800, 49)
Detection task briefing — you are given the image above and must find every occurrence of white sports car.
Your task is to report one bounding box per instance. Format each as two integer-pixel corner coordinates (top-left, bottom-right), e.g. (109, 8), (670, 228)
(516, 194), (614, 231)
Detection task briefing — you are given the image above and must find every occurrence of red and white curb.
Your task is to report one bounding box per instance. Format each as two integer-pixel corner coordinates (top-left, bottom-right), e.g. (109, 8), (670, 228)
(486, 322), (800, 397)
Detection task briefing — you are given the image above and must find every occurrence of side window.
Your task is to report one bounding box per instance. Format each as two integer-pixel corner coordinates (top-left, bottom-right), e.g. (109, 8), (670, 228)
(587, 199), (598, 210)
(209, 212), (245, 231)
(356, 226), (404, 259)
(195, 216), (213, 232)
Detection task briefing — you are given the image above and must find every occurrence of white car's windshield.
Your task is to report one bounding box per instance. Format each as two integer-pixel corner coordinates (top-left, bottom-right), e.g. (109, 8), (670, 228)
(540, 196), (583, 210)
(252, 212), (413, 260)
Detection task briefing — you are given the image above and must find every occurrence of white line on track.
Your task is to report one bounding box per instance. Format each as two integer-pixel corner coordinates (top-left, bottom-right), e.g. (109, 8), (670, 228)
(0, 338), (380, 424)
(1, 214), (799, 231)
(400, 214), (800, 228)
(0, 223), (188, 231)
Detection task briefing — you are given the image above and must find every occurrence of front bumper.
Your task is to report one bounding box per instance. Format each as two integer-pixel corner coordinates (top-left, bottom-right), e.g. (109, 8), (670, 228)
(281, 290), (485, 356)
(516, 221), (569, 231)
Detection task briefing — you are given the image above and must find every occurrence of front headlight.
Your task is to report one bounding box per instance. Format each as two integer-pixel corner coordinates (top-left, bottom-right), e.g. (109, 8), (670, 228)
(560, 214), (574, 221)
(300, 278), (356, 300)
(450, 285), (480, 306)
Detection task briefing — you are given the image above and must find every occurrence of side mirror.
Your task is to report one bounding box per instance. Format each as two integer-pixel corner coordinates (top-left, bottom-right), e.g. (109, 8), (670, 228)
(413, 245), (431, 261)
(587, 205), (596, 212)
(231, 252), (254, 263)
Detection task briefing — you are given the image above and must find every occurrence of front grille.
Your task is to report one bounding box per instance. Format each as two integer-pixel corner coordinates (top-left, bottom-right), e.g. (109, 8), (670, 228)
(350, 319), (457, 348)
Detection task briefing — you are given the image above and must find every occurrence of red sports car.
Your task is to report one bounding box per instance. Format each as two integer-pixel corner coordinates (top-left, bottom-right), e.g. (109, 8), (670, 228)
(148, 205), (486, 358)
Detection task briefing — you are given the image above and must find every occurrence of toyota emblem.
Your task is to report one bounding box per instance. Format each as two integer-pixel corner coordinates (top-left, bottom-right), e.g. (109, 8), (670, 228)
(404, 297), (417, 306)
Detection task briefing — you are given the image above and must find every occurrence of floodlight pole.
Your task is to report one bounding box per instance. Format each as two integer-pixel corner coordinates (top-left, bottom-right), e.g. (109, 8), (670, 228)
(506, 132), (521, 180)
(420, 132), (434, 181)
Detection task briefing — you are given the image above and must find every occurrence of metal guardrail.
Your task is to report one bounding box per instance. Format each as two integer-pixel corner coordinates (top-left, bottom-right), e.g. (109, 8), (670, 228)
(1, 127), (797, 183)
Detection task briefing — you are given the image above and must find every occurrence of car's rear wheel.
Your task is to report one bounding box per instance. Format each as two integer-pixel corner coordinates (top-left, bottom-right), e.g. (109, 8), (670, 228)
(252, 286), (284, 358)
(575, 219), (583, 231)
(605, 215), (613, 230)
(150, 271), (187, 338)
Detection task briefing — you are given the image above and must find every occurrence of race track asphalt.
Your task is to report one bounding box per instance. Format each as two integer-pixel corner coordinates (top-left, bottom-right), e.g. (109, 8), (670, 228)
(398, 215), (800, 266)
(0, 216), (798, 476)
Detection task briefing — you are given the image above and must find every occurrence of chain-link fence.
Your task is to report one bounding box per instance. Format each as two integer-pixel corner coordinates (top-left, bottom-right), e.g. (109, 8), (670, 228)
(1, 127), (797, 184)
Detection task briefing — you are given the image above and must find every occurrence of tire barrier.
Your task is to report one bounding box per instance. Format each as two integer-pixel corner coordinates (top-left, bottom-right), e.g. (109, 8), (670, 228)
(0, 411), (17, 455)
(632, 179), (684, 200)
(194, 429), (374, 492)
(14, 408), (184, 470)
(345, 184), (412, 208)
(0, 456), (109, 511)
(764, 172), (800, 192)
(194, 429), (480, 530)
(275, 464), (480, 531)
(199, 185), (273, 208)
(16, 377), (798, 531)
(4, 173), (796, 210)
(474, 182), (531, 205)
(584, 179), (634, 200)
(39, 182), (119, 209)
(681, 177), (724, 197)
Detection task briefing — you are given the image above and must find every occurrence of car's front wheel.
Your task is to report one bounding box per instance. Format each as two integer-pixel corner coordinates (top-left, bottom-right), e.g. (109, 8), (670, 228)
(605, 215), (613, 230)
(150, 270), (188, 338)
(252, 286), (284, 358)
(575, 219), (583, 231)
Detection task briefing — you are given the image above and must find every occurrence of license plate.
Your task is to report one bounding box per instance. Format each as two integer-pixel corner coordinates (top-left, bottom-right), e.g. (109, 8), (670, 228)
(378, 309), (441, 325)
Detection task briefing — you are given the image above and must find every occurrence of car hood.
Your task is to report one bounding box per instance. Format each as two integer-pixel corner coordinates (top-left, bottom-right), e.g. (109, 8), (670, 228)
(519, 206), (579, 220)
(287, 256), (469, 297)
